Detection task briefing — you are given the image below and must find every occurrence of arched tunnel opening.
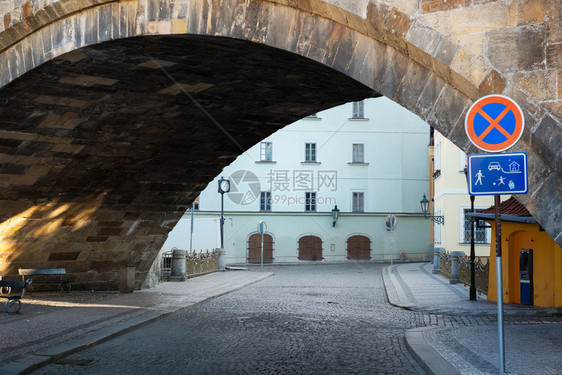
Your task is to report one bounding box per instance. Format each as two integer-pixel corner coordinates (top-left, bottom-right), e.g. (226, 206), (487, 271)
(0, 34), (378, 289)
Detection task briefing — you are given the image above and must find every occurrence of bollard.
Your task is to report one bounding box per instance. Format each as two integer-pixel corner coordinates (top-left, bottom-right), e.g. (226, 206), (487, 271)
(170, 248), (186, 281)
(450, 251), (464, 284)
(432, 247), (441, 274)
(217, 248), (226, 271)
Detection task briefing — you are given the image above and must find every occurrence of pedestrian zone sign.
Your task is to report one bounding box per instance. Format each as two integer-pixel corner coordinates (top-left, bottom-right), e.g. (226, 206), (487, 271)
(467, 152), (528, 195)
(465, 95), (524, 153)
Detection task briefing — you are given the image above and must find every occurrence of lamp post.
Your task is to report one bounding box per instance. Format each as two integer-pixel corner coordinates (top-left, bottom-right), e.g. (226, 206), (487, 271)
(464, 168), (477, 301)
(420, 194), (444, 224)
(217, 176), (230, 271)
(331, 205), (340, 227)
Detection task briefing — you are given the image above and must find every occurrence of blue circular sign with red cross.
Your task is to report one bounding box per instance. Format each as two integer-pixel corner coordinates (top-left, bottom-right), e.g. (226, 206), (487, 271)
(465, 95), (525, 153)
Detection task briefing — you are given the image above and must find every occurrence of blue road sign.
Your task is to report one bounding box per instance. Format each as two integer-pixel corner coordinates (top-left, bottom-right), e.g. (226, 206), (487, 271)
(468, 152), (528, 195)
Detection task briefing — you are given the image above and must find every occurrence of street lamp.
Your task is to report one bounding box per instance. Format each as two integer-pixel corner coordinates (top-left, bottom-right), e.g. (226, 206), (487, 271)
(331, 205), (340, 227)
(217, 177), (230, 271)
(217, 177), (230, 249)
(420, 194), (444, 224)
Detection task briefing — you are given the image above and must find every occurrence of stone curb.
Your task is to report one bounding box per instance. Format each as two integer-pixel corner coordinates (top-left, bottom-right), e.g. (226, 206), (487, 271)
(0, 272), (274, 375)
(382, 264), (562, 318)
(381, 265), (415, 309)
(405, 327), (462, 375)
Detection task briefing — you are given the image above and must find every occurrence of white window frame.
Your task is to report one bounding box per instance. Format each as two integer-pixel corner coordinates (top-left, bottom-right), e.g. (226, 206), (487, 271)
(352, 192), (365, 212)
(434, 141), (441, 173)
(459, 150), (467, 172)
(260, 191), (272, 211)
(352, 101), (365, 119)
(260, 141), (273, 161)
(459, 206), (490, 244)
(305, 143), (317, 162)
(191, 197), (199, 211)
(305, 191), (317, 212)
(352, 143), (365, 163)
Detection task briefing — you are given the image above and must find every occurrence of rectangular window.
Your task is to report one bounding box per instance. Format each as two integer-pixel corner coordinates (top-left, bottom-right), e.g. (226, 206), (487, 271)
(460, 150), (467, 172)
(352, 101), (365, 119)
(352, 192), (364, 212)
(190, 197), (199, 211)
(305, 192), (317, 212)
(434, 141), (441, 173)
(434, 209), (442, 244)
(260, 191), (272, 211)
(352, 144), (365, 163)
(260, 142), (273, 161)
(462, 209), (488, 244)
(305, 143), (317, 162)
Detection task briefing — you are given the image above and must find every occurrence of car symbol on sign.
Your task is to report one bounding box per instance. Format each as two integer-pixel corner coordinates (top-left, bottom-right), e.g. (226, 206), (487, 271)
(488, 162), (501, 171)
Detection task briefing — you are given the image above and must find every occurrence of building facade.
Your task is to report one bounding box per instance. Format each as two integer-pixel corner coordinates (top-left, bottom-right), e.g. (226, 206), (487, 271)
(480, 197), (562, 308)
(432, 131), (495, 257)
(162, 98), (431, 264)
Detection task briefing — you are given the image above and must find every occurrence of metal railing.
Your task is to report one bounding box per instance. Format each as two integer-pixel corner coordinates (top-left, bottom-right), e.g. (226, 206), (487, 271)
(161, 250), (219, 281)
(438, 250), (489, 295)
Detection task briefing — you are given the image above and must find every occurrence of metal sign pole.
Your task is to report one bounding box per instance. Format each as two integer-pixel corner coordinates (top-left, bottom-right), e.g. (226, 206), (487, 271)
(189, 204), (194, 254)
(220, 192), (224, 249)
(261, 232), (264, 272)
(390, 213), (393, 267)
(385, 213), (397, 267)
(464, 95), (525, 375)
(494, 195), (506, 374)
(257, 221), (266, 273)
(470, 195), (476, 300)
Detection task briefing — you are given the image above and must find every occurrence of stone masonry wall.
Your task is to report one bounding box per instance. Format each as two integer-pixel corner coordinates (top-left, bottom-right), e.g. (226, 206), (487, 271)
(0, 0), (559, 289)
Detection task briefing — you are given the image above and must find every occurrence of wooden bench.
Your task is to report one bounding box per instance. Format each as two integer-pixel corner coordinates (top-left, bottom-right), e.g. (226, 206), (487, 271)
(0, 279), (32, 313)
(18, 268), (71, 292)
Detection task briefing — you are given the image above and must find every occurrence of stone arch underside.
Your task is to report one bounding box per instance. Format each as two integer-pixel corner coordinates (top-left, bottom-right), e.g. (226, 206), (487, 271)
(0, 0), (559, 289)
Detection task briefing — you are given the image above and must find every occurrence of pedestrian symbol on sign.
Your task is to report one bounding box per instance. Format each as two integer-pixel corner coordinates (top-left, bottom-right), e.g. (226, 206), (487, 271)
(475, 170), (484, 185)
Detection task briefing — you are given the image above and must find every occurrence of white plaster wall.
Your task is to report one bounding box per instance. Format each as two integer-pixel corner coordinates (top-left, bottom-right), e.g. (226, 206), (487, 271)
(165, 97), (431, 263)
(433, 131), (496, 257)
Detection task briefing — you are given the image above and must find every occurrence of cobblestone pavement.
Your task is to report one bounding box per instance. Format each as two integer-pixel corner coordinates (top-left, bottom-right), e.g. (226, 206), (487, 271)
(34, 264), (428, 375)
(423, 323), (562, 375)
(389, 262), (562, 375)
(25, 263), (562, 374)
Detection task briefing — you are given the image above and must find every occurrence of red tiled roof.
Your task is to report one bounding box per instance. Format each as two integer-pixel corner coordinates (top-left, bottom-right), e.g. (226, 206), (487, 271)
(479, 196), (532, 217)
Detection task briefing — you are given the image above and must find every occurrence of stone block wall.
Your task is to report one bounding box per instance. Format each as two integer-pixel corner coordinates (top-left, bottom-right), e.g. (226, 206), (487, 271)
(0, 0), (559, 289)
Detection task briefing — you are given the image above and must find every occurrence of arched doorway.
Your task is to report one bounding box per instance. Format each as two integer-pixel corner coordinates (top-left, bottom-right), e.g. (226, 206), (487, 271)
(347, 235), (371, 260)
(298, 236), (323, 261)
(247, 233), (274, 264)
(508, 230), (533, 304)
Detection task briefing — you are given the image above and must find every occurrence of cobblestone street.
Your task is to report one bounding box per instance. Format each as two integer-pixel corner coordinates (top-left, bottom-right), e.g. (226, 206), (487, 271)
(25, 263), (562, 375)
(34, 264), (427, 375)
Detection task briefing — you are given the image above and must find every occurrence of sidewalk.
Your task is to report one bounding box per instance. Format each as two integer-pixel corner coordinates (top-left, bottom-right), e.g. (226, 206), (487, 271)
(0, 270), (273, 374)
(383, 262), (562, 375)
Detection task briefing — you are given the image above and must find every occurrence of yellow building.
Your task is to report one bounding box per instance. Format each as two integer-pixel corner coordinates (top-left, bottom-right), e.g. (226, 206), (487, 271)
(431, 131), (495, 257)
(478, 197), (562, 308)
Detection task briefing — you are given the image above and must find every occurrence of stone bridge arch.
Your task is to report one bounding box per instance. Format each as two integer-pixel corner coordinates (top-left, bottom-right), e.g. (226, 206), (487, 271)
(0, 0), (559, 289)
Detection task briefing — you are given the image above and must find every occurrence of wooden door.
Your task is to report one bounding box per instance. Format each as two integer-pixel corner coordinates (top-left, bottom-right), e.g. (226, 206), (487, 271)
(247, 233), (274, 264)
(347, 235), (371, 260)
(298, 235), (322, 261)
